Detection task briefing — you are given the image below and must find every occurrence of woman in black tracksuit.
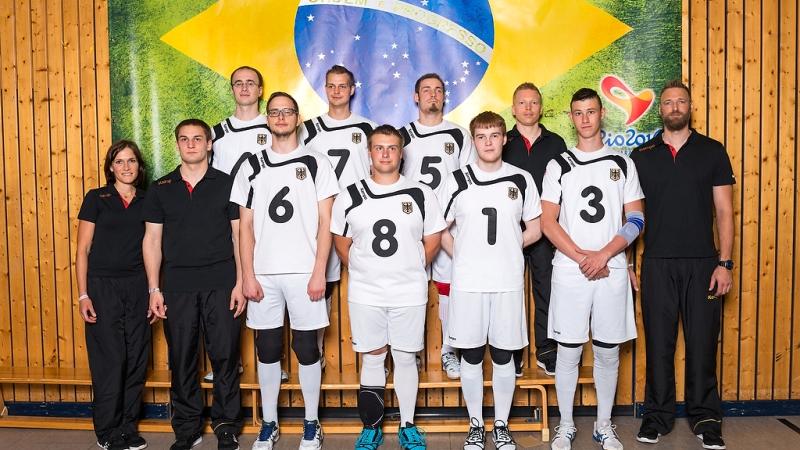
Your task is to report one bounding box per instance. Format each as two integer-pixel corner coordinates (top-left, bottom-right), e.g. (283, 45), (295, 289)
(76, 140), (150, 450)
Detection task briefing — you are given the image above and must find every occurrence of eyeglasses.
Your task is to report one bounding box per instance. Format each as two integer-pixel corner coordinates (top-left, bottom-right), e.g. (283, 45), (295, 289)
(267, 108), (298, 117)
(232, 80), (259, 89)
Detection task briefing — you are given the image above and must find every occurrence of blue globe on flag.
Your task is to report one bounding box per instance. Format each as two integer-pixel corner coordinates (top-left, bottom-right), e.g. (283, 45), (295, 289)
(294, 0), (494, 126)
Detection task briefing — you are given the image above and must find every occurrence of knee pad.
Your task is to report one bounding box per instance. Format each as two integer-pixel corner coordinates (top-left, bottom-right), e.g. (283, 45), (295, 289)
(591, 340), (618, 349)
(255, 328), (284, 364)
(489, 346), (513, 365)
(461, 346), (486, 365)
(291, 329), (320, 365)
(559, 341), (583, 348)
(358, 385), (385, 428)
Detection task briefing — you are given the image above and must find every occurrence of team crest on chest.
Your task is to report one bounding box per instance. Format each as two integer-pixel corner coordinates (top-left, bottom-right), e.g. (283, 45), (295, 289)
(296, 167), (307, 180)
(256, 134), (268, 145)
(444, 142), (455, 155)
(352, 132), (362, 144)
(402, 201), (413, 214)
(508, 187), (519, 200)
(610, 168), (621, 181)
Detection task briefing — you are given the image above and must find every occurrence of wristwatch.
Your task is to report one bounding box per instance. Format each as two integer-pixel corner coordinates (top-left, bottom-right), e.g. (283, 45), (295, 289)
(718, 260), (734, 270)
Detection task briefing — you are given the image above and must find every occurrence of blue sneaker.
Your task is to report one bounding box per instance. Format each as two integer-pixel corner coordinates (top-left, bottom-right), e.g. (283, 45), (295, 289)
(252, 421), (279, 450)
(300, 419), (323, 449)
(398, 422), (426, 449)
(354, 427), (384, 450)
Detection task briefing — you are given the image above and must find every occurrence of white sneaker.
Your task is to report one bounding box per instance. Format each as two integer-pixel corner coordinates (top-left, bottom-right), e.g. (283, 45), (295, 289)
(298, 419), (323, 449)
(551, 423), (577, 450)
(442, 352), (461, 379)
(252, 421), (279, 450)
(281, 369), (289, 383)
(491, 420), (516, 449)
(203, 365), (244, 383)
(593, 421), (623, 450)
(463, 417), (485, 450)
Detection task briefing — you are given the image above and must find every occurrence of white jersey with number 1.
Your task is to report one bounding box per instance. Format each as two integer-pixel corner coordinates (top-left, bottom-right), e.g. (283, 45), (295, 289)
(400, 120), (475, 283)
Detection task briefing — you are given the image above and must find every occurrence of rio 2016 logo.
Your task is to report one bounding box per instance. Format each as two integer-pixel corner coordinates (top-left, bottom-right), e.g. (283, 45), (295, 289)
(600, 75), (655, 126)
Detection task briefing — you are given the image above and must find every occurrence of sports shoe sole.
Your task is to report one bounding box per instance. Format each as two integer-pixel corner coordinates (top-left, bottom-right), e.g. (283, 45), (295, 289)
(128, 442), (148, 450)
(635, 433), (660, 444)
(696, 434), (726, 450)
(536, 360), (555, 376)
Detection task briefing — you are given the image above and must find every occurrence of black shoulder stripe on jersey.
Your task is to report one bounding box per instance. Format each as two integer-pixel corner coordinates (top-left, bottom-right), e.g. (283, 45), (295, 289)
(465, 165), (528, 204)
(444, 169), (469, 218)
(554, 153), (572, 183)
(245, 187), (255, 209)
(230, 151), (254, 179)
(303, 118), (318, 145)
(260, 149), (319, 181)
(409, 122), (465, 151)
(316, 117), (374, 137)
(225, 117), (271, 133)
(399, 127), (412, 147)
(247, 153), (263, 182)
(212, 122), (225, 143)
(343, 182), (364, 218)
(361, 182), (426, 220)
(561, 149), (628, 178)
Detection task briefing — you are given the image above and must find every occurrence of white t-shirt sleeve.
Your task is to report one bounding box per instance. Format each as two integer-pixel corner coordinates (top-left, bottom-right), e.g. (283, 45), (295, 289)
(229, 158), (254, 208)
(522, 172), (542, 221)
(315, 154), (340, 201)
(330, 193), (348, 236)
(438, 173), (458, 223)
(540, 159), (563, 205)
(422, 185), (447, 235)
(459, 132), (476, 167)
(623, 158), (645, 203)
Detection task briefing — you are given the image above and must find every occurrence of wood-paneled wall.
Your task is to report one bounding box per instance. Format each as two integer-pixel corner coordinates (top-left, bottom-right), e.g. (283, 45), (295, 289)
(0, 0), (797, 412)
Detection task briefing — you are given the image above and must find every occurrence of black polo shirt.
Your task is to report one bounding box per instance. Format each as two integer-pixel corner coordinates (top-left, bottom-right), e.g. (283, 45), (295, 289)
(143, 166), (239, 292)
(78, 184), (146, 277)
(502, 123), (568, 194)
(631, 129), (735, 258)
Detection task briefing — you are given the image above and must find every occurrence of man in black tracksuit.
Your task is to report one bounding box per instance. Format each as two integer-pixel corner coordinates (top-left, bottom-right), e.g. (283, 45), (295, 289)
(502, 82), (567, 376)
(631, 80), (734, 450)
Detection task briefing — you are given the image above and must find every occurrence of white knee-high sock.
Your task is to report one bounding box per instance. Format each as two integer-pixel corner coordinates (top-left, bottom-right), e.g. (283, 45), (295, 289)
(258, 361), (282, 424)
(491, 360), (516, 423)
(299, 361), (322, 421)
(391, 349), (419, 425)
(439, 294), (453, 354)
(361, 352), (387, 387)
(460, 357), (484, 426)
(592, 344), (620, 425)
(555, 344), (583, 426)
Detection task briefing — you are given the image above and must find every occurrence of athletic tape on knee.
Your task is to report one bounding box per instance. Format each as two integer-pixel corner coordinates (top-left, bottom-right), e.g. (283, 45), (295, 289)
(255, 328), (283, 364)
(291, 329), (320, 365)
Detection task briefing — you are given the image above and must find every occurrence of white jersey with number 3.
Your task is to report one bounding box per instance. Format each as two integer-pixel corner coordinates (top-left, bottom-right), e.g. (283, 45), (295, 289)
(331, 176), (446, 307)
(541, 146), (644, 269)
(211, 115), (271, 177)
(439, 162), (541, 292)
(400, 120), (475, 283)
(230, 145), (339, 275)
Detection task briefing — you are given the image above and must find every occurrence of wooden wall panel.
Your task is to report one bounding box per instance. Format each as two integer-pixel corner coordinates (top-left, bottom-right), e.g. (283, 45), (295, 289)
(0, 0), (797, 415)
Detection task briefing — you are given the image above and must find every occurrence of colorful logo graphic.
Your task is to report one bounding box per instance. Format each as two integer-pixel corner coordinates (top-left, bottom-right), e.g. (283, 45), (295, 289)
(600, 75), (655, 126)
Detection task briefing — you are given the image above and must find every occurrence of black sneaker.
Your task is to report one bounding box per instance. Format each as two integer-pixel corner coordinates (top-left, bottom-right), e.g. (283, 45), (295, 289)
(169, 435), (202, 450)
(122, 433), (148, 450)
(536, 350), (556, 376)
(96, 437), (127, 450)
(696, 430), (726, 449)
(636, 421), (660, 444)
(217, 431), (240, 450)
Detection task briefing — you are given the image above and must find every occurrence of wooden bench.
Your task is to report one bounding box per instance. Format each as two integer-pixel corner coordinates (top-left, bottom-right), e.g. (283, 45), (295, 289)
(0, 365), (595, 441)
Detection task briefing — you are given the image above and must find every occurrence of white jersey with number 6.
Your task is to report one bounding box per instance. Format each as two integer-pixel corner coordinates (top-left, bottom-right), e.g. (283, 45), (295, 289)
(439, 162), (541, 292)
(540, 146), (644, 269)
(230, 145), (339, 275)
(400, 120), (475, 283)
(331, 176), (446, 307)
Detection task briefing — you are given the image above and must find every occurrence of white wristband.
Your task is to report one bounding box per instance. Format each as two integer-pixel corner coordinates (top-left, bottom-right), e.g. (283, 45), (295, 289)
(78, 293), (89, 301)
(148, 287), (161, 294)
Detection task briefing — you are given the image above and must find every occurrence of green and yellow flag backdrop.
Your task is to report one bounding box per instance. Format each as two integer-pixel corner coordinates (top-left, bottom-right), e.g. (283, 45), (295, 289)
(109, 0), (680, 178)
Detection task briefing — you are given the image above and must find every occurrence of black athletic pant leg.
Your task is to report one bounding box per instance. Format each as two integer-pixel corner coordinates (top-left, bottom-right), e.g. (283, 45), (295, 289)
(86, 276), (126, 442)
(528, 238), (557, 358)
(163, 291), (204, 439)
(199, 289), (243, 434)
(119, 273), (150, 437)
(680, 257), (723, 434)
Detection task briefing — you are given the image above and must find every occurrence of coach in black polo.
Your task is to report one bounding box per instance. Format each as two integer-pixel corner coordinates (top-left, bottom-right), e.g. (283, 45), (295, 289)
(502, 82), (567, 376)
(143, 119), (246, 450)
(631, 80), (734, 450)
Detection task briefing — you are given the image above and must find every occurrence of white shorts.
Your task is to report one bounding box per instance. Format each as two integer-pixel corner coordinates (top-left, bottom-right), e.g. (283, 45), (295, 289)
(348, 303), (426, 353)
(547, 266), (637, 344)
(446, 290), (528, 350)
(246, 273), (330, 331)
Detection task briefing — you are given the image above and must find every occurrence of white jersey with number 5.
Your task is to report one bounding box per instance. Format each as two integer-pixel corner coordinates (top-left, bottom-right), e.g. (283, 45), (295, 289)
(230, 145), (339, 275)
(439, 162), (541, 292)
(540, 146), (644, 269)
(211, 115), (271, 178)
(400, 120), (475, 283)
(331, 176), (446, 307)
